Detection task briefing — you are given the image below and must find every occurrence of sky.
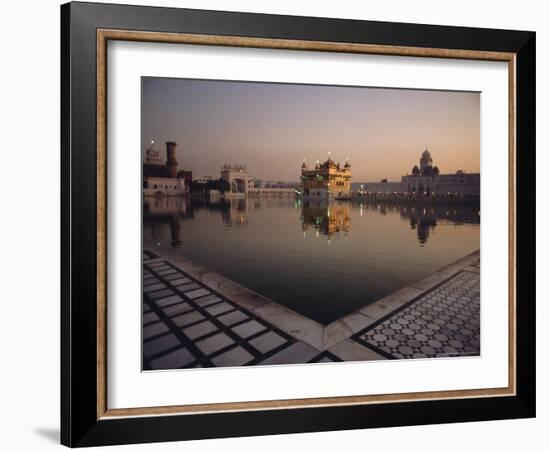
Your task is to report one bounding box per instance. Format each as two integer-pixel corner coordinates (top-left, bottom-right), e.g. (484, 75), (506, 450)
(142, 77), (480, 182)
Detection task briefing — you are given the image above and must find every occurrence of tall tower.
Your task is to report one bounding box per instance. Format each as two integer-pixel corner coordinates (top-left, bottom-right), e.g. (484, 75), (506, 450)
(165, 141), (178, 178)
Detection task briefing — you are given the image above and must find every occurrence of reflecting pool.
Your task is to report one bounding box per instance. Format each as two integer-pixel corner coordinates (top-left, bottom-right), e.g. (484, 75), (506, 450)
(143, 196), (480, 324)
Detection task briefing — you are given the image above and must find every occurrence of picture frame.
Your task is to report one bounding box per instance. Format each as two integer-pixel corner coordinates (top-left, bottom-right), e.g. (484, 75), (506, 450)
(60, 1), (535, 447)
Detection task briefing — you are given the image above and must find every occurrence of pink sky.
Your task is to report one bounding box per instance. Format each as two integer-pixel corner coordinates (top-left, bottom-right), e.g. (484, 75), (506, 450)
(142, 78), (480, 182)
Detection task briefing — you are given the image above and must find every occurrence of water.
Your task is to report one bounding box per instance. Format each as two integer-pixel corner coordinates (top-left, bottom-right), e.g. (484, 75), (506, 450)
(143, 196), (480, 325)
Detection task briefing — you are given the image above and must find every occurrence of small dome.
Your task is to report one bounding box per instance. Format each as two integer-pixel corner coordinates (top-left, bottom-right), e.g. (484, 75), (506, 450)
(145, 140), (163, 164)
(344, 159), (351, 168)
(422, 148), (431, 159)
(320, 157), (338, 169)
(412, 165), (420, 175)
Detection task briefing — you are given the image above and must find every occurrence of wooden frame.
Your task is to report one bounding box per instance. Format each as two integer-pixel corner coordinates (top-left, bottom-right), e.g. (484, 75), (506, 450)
(61, 1), (535, 446)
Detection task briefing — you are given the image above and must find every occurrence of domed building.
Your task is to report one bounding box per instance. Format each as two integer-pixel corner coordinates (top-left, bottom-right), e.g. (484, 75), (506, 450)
(401, 148), (478, 196)
(300, 154), (352, 199)
(420, 149), (434, 171)
(402, 148), (440, 195)
(361, 148), (479, 198)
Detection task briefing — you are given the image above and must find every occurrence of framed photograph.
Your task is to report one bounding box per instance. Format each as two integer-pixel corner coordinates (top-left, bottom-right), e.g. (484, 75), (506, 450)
(61, 1), (535, 447)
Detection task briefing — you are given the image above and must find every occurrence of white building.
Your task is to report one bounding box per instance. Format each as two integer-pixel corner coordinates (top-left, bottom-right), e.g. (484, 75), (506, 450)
(143, 141), (192, 196)
(194, 175), (214, 184)
(219, 164), (295, 196)
(360, 181), (406, 194)
(362, 149), (480, 197)
(402, 149), (479, 196)
(143, 176), (188, 196)
(220, 164), (253, 195)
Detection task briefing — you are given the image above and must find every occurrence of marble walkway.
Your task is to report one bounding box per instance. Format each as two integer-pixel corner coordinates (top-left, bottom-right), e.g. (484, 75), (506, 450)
(142, 250), (341, 369)
(142, 250), (480, 369)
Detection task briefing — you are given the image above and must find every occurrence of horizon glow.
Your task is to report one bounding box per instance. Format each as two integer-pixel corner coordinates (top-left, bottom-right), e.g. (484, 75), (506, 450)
(142, 77), (480, 182)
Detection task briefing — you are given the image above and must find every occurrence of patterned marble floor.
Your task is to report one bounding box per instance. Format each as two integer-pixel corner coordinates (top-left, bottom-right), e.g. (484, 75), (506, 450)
(352, 270), (480, 359)
(142, 251), (341, 369)
(143, 250), (480, 368)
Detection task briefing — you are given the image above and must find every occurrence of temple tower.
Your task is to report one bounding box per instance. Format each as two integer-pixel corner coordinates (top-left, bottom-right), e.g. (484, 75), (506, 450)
(166, 141), (178, 178)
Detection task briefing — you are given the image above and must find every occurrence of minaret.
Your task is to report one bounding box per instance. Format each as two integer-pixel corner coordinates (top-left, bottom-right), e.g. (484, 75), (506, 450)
(166, 141), (178, 178)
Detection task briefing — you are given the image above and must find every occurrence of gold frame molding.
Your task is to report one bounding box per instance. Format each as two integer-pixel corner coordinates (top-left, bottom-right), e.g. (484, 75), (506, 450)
(96, 28), (516, 420)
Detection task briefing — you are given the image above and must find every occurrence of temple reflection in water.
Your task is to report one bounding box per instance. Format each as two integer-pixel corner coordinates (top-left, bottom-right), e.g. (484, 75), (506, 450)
(356, 201), (479, 246)
(143, 196), (192, 247)
(144, 196), (479, 247)
(301, 200), (351, 239)
(143, 196), (480, 323)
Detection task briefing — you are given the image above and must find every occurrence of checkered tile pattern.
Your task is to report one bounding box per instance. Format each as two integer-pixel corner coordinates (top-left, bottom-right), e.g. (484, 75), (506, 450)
(353, 270), (480, 359)
(142, 252), (340, 369)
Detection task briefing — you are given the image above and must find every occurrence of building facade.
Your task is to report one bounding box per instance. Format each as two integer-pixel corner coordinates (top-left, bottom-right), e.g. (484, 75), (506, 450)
(220, 164), (254, 196)
(401, 149), (479, 196)
(219, 165), (297, 196)
(359, 181), (407, 194)
(194, 175), (214, 185)
(301, 156), (352, 199)
(143, 141), (192, 196)
(362, 149), (480, 197)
